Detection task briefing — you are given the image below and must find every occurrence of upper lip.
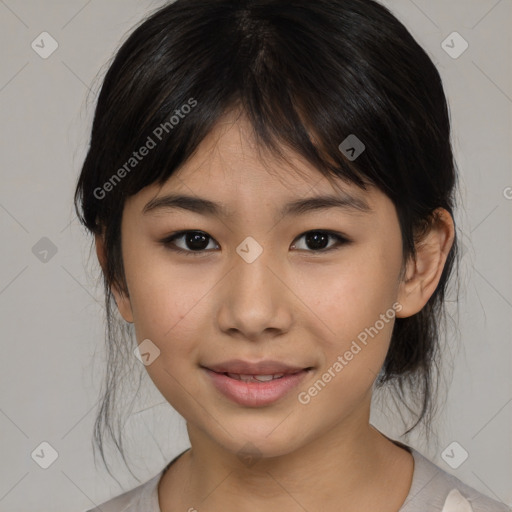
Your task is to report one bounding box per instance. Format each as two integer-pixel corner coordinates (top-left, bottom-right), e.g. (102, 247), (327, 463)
(203, 359), (311, 375)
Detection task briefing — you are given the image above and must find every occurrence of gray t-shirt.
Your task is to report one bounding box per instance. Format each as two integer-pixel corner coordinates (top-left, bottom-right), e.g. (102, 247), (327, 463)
(86, 445), (510, 512)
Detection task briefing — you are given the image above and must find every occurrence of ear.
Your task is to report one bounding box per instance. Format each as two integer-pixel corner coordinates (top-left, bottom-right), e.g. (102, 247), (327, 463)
(95, 233), (134, 323)
(396, 208), (455, 318)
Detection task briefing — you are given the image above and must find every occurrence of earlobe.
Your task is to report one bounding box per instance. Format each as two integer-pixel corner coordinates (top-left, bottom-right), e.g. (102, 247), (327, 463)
(396, 208), (455, 318)
(94, 233), (134, 324)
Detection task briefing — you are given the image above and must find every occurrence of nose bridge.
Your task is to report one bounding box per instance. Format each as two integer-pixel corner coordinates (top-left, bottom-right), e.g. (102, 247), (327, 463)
(216, 237), (293, 339)
(235, 239), (274, 292)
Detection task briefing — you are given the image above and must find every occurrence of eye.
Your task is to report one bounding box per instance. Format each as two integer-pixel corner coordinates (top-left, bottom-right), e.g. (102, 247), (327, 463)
(161, 230), (219, 256)
(160, 229), (350, 256)
(291, 230), (350, 252)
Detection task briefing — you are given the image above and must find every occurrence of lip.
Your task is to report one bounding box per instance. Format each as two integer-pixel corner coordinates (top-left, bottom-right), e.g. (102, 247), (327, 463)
(202, 360), (313, 407)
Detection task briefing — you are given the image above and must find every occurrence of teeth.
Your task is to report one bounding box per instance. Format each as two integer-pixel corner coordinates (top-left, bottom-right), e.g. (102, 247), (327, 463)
(254, 374), (276, 382)
(226, 373), (285, 382)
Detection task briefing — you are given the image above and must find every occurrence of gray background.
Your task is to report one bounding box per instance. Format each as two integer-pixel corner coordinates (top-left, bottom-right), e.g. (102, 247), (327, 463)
(0, 0), (510, 510)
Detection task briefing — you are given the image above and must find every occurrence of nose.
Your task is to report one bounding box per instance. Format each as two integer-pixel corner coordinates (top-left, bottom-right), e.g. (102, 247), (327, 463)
(216, 247), (294, 342)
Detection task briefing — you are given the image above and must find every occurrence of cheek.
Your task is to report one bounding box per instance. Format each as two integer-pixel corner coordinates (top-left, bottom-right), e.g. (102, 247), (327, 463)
(293, 253), (401, 421)
(120, 235), (196, 338)
(128, 265), (209, 344)
(123, 254), (212, 411)
(309, 252), (400, 333)
(300, 240), (402, 373)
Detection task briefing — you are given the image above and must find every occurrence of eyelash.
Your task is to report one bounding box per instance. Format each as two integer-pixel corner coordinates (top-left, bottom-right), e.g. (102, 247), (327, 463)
(159, 230), (351, 257)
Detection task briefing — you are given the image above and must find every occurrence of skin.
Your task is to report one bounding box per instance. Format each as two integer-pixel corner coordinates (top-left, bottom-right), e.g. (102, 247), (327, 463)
(96, 111), (455, 512)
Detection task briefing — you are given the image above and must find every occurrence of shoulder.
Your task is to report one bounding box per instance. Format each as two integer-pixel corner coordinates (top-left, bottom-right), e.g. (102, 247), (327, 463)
(83, 448), (190, 512)
(400, 446), (510, 512)
(83, 471), (163, 512)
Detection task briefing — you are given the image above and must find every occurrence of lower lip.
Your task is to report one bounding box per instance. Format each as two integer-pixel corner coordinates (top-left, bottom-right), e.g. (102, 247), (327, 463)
(203, 368), (311, 407)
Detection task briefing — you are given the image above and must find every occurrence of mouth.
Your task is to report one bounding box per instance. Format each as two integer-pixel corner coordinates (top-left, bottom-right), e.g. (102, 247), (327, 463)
(203, 358), (312, 376)
(201, 360), (313, 407)
(220, 372), (298, 382)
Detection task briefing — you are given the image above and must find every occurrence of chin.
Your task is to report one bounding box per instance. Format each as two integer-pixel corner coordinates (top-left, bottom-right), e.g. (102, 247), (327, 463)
(205, 417), (309, 462)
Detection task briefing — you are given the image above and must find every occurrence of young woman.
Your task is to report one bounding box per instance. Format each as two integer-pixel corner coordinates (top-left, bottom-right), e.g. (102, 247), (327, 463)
(75, 1), (510, 511)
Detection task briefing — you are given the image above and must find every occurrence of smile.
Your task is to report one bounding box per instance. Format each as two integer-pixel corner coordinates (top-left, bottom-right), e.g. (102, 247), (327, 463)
(203, 366), (312, 407)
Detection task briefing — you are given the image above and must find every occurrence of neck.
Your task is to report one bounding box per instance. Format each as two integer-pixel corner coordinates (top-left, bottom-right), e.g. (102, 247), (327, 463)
(158, 418), (413, 512)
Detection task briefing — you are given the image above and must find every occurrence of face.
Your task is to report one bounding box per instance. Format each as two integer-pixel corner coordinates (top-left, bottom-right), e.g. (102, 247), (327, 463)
(111, 112), (409, 460)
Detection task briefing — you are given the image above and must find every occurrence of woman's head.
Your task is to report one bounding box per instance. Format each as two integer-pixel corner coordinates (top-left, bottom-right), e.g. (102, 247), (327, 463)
(75, 0), (458, 470)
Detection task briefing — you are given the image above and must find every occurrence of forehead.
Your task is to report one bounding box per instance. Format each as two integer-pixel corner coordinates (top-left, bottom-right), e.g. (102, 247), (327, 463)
(174, 111), (323, 190)
(127, 112), (384, 217)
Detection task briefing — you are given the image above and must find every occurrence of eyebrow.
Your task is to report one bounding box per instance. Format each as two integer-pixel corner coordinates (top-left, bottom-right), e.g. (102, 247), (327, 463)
(142, 192), (372, 217)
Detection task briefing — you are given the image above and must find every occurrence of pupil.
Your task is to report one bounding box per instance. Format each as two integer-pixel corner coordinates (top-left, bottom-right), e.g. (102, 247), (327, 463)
(306, 232), (328, 250)
(187, 232), (208, 250)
